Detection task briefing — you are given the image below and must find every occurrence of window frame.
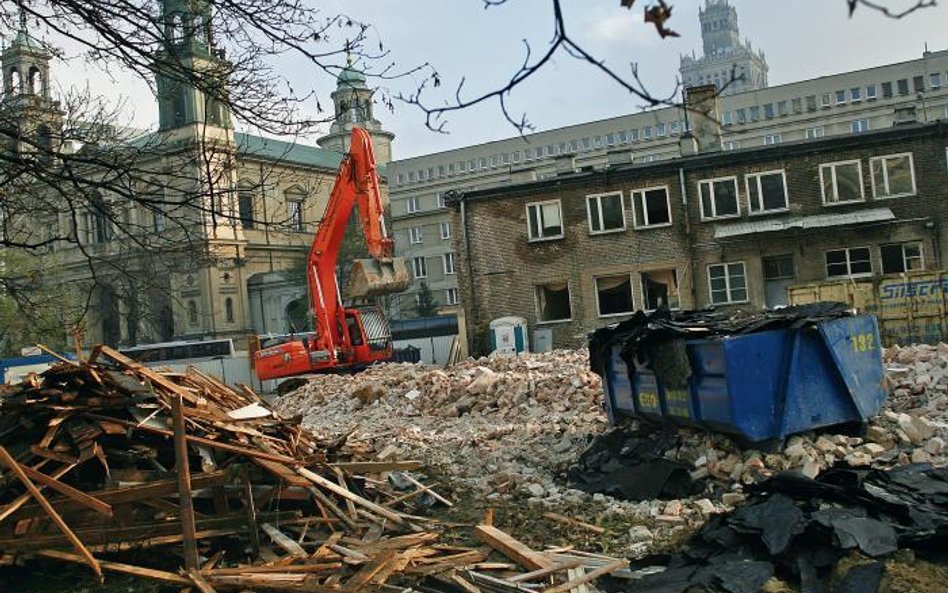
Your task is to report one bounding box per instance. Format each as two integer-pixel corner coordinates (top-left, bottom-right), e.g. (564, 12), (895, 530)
(707, 261), (749, 305)
(287, 198), (304, 231)
(443, 252), (456, 275)
(445, 287), (459, 306)
(407, 196), (420, 214)
(409, 226), (423, 244)
(851, 118), (869, 133)
(526, 199), (565, 242)
(440, 221), (452, 240)
(630, 186), (672, 229)
(594, 274), (635, 318)
(745, 170), (789, 215)
(585, 191), (627, 235)
(880, 242), (924, 275)
(869, 152), (916, 199)
(411, 256), (427, 279)
(825, 247), (873, 279)
(698, 176), (741, 221)
(819, 159), (865, 205)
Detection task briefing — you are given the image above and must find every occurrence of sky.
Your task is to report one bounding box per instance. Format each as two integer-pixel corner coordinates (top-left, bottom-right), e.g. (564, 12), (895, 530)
(24, 0), (948, 160)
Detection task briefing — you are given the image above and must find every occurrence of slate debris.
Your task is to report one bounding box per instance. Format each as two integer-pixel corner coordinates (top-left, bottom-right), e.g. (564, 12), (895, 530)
(612, 463), (948, 593)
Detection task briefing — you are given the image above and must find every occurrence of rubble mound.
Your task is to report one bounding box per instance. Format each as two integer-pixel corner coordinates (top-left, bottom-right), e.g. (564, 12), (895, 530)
(274, 350), (608, 497)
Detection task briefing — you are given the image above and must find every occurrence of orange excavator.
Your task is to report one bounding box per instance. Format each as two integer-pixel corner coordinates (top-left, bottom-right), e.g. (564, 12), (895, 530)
(253, 127), (410, 391)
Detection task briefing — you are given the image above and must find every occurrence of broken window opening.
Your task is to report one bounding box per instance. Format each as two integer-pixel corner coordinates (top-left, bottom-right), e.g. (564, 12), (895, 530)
(536, 282), (571, 322)
(641, 269), (680, 311)
(595, 275), (634, 317)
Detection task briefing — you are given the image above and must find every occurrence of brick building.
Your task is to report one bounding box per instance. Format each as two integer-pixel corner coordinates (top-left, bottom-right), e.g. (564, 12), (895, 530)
(451, 119), (948, 350)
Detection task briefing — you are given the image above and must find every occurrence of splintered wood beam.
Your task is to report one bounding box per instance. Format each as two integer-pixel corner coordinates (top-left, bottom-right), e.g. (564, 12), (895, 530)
(172, 395), (199, 571)
(508, 559), (585, 583)
(18, 463), (112, 517)
(0, 463), (75, 523)
(260, 522), (307, 558)
(37, 549), (190, 586)
(242, 474), (261, 558)
(187, 569), (219, 593)
(330, 461), (424, 473)
(0, 447), (102, 581)
(541, 560), (628, 593)
(297, 467), (405, 526)
(94, 346), (201, 404)
(474, 525), (554, 571)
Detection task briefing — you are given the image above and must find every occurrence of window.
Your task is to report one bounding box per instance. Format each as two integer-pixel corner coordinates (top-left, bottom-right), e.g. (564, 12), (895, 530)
(722, 110), (734, 125)
(749, 106), (760, 120)
(445, 288), (459, 306)
(643, 126), (653, 140)
(630, 129), (639, 141)
(595, 275), (634, 317)
(412, 256), (427, 279)
(763, 103), (774, 118)
(187, 300), (198, 326)
(764, 255), (795, 281)
(526, 200), (564, 241)
(536, 282), (571, 322)
(825, 247), (872, 278)
(746, 171), (788, 214)
(806, 126), (824, 139)
(618, 131), (629, 143)
(606, 133), (616, 146)
(407, 196), (420, 213)
(931, 72), (942, 89)
(736, 108), (747, 123)
(479, 157), (487, 169)
(913, 75), (925, 93)
(440, 221), (451, 240)
(821, 93), (832, 108)
(870, 153), (916, 198)
(438, 165), (445, 177)
(153, 205), (166, 233)
(835, 90), (846, 105)
(671, 121), (680, 135)
(501, 153), (509, 165)
(641, 269), (680, 310)
(287, 199), (303, 231)
(656, 123), (667, 137)
(806, 95), (817, 111)
(569, 140), (579, 152)
(699, 177), (739, 219)
(866, 84), (877, 99)
(409, 226), (423, 244)
(238, 188), (254, 229)
(897, 79), (909, 95)
(443, 252), (456, 275)
(437, 193), (446, 208)
(708, 262), (748, 304)
(777, 100), (788, 116)
(820, 160), (864, 204)
(586, 192), (626, 234)
(763, 134), (781, 146)
(723, 140), (740, 151)
(881, 242), (924, 275)
(851, 118), (870, 133)
(792, 98), (803, 113)
(631, 187), (672, 228)
(882, 81), (893, 98)
(225, 297), (234, 323)
(851, 87), (862, 102)
(489, 155), (497, 167)
(512, 150), (521, 163)
(582, 137), (591, 150)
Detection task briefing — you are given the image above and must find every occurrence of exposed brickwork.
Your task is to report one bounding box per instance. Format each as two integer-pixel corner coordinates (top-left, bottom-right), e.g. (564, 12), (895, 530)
(454, 122), (948, 350)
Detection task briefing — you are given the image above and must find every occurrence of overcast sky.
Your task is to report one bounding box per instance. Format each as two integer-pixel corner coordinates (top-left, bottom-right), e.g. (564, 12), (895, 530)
(29, 0), (948, 159)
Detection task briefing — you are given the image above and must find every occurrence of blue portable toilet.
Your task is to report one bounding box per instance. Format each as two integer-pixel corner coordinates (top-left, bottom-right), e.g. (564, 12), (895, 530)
(489, 317), (529, 355)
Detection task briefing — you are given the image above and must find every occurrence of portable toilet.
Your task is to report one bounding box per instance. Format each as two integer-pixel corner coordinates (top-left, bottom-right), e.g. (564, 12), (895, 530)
(489, 317), (529, 355)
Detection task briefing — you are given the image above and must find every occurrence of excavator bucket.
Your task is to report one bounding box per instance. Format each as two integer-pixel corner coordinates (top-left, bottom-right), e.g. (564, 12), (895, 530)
(346, 257), (412, 299)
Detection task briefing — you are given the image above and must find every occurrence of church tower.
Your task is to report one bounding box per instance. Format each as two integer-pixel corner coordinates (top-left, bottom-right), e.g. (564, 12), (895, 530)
(1, 8), (63, 157)
(680, 0), (768, 96)
(318, 61), (395, 164)
(155, 0), (233, 137)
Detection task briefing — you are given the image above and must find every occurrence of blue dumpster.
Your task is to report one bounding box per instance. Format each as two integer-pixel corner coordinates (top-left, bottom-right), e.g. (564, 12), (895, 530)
(599, 314), (887, 443)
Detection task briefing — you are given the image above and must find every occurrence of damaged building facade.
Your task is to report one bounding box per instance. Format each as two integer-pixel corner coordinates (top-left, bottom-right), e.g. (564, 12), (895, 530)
(451, 99), (948, 349)
(0, 2), (393, 348)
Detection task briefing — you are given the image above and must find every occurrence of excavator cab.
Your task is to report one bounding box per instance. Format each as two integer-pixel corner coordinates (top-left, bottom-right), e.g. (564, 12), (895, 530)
(346, 257), (411, 299)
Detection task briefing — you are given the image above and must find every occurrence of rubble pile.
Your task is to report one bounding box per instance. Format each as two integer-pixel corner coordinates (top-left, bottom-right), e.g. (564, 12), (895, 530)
(274, 350), (609, 499)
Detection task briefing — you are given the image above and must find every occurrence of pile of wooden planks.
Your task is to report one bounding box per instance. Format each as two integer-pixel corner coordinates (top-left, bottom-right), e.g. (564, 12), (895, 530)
(0, 345), (630, 593)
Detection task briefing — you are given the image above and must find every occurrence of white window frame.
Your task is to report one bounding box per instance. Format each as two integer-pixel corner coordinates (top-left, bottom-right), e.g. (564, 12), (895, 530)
(409, 226), (423, 244)
(287, 199), (304, 231)
(931, 72), (942, 89)
(594, 274), (635, 318)
(745, 170), (789, 215)
(445, 287), (459, 306)
(436, 193), (446, 208)
(443, 252), (456, 275)
(763, 134), (781, 146)
(880, 242), (924, 275)
(585, 191), (626, 235)
(866, 84), (877, 100)
(806, 126), (824, 139)
(440, 221), (451, 240)
(698, 176), (741, 220)
(707, 262), (749, 305)
(412, 256), (427, 279)
(825, 247), (873, 279)
(526, 199), (565, 242)
(819, 160), (865, 205)
(407, 196), (420, 214)
(851, 118), (869, 133)
(631, 186), (672, 229)
(870, 152), (916, 199)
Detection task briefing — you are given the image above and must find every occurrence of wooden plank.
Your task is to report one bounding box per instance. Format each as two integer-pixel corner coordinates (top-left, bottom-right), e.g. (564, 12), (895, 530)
(541, 560), (627, 593)
(243, 474), (261, 558)
(541, 513), (605, 535)
(474, 525), (554, 571)
(297, 467), (405, 526)
(29, 446), (78, 466)
(333, 467), (359, 519)
(204, 563), (342, 576)
(565, 567), (589, 593)
(95, 346), (202, 404)
(261, 522), (308, 558)
(35, 344), (79, 366)
(344, 550), (398, 591)
(172, 395), (199, 571)
(0, 446), (102, 580)
(18, 463), (112, 517)
(187, 570), (219, 593)
(401, 474), (453, 507)
(37, 549), (190, 586)
(508, 559), (585, 583)
(0, 463), (75, 523)
(331, 461), (424, 473)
